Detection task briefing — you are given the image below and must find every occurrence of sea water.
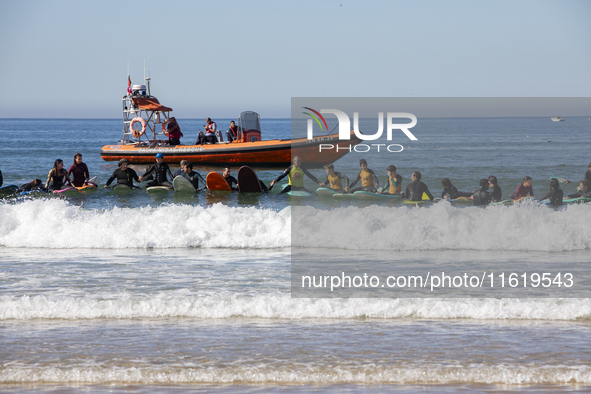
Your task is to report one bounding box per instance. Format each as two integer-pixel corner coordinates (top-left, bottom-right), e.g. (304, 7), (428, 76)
(1, 117), (591, 393)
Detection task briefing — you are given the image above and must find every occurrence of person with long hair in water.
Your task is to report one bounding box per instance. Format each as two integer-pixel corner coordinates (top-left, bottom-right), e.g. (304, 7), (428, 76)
(45, 159), (73, 191)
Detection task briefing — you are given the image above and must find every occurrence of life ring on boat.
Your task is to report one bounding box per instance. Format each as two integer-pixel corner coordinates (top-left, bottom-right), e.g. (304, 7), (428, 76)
(161, 119), (170, 136)
(130, 117), (147, 138)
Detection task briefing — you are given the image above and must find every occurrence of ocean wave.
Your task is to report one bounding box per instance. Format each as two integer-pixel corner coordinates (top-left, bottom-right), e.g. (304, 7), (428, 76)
(2, 199), (591, 251)
(1, 365), (590, 384)
(0, 199), (290, 249)
(1, 294), (590, 321)
(293, 202), (591, 252)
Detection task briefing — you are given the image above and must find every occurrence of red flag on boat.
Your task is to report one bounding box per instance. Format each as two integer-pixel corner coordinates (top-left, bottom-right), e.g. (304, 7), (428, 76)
(127, 75), (132, 95)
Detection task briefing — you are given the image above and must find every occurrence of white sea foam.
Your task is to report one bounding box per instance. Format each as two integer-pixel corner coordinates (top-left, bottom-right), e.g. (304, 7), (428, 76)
(1, 364), (590, 384)
(1, 199), (591, 251)
(1, 294), (590, 321)
(293, 202), (591, 252)
(0, 199), (290, 249)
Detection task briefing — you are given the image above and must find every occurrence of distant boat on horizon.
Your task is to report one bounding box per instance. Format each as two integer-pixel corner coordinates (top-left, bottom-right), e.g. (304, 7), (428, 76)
(551, 116), (565, 122)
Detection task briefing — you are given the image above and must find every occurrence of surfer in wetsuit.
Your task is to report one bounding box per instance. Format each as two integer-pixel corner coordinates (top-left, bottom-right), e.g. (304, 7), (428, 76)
(139, 153), (174, 188)
(320, 163), (349, 193)
(377, 165), (403, 196)
(104, 159), (141, 189)
(488, 175), (502, 202)
(510, 176), (534, 200)
(440, 178), (472, 199)
(45, 159), (73, 191)
(538, 178), (564, 207)
(566, 179), (591, 199)
(179, 162), (206, 191)
(472, 179), (491, 206)
(404, 171), (434, 201)
(270, 156), (322, 194)
(173, 160), (189, 177)
(223, 167), (239, 191)
(347, 159), (379, 193)
(67, 153), (90, 187)
(0, 169), (3, 187)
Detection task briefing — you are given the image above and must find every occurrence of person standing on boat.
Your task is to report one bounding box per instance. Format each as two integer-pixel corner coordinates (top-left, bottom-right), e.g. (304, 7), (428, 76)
(226, 121), (238, 142)
(139, 153), (174, 188)
(104, 159), (141, 189)
(166, 117), (183, 146)
(67, 153), (90, 187)
(45, 159), (73, 191)
(270, 156), (322, 194)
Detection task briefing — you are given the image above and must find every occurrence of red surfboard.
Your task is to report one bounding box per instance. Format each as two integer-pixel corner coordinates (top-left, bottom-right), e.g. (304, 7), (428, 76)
(206, 172), (232, 191)
(237, 166), (262, 193)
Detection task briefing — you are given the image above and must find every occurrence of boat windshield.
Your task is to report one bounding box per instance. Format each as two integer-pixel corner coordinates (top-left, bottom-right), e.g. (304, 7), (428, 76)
(238, 111), (261, 131)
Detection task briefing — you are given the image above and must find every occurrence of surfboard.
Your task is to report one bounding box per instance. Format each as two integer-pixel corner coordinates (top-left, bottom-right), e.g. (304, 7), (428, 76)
(21, 189), (47, 196)
(512, 196), (536, 203)
(146, 186), (170, 194)
(403, 192), (431, 204)
(111, 183), (136, 192)
(173, 176), (196, 192)
(453, 196), (473, 204)
(549, 175), (570, 183)
(353, 191), (400, 199)
(54, 187), (79, 195)
(206, 172), (232, 191)
(332, 192), (356, 199)
(287, 190), (311, 197)
(563, 197), (591, 204)
(76, 183), (97, 191)
(0, 185), (19, 196)
(88, 176), (98, 184)
(316, 187), (337, 196)
(237, 166), (262, 193)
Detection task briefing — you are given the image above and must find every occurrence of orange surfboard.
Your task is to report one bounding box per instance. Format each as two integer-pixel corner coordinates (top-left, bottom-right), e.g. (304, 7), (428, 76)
(206, 172), (232, 191)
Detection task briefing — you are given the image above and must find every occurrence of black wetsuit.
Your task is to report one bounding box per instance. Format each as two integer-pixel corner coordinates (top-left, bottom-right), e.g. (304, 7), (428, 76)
(472, 187), (491, 206)
(566, 190), (591, 199)
(585, 170), (591, 185)
(19, 181), (47, 193)
(0, 170), (3, 187)
(490, 185), (502, 202)
(181, 171), (206, 190)
(404, 180), (434, 201)
(224, 175), (238, 191)
(143, 163), (173, 188)
(441, 185), (471, 199)
(106, 168), (140, 188)
(46, 168), (70, 191)
(538, 189), (564, 207)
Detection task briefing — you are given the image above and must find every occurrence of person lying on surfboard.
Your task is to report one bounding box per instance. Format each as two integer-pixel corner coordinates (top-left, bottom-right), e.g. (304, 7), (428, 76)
(440, 178), (472, 200)
(538, 178), (564, 207)
(488, 176), (502, 202)
(403, 171), (434, 202)
(319, 163), (349, 193)
(139, 153), (174, 189)
(377, 165), (402, 196)
(270, 156), (322, 194)
(104, 159), (141, 189)
(180, 162), (206, 191)
(566, 179), (591, 199)
(346, 159), (379, 193)
(223, 167), (238, 191)
(510, 176), (534, 200)
(45, 159), (74, 191)
(18, 179), (46, 193)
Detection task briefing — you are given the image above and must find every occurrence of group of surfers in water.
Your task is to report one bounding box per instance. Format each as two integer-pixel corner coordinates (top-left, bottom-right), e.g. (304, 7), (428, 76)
(4, 154), (591, 207)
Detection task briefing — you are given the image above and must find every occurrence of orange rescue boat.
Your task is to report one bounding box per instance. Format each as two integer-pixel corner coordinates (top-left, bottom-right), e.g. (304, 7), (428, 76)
(100, 79), (360, 168)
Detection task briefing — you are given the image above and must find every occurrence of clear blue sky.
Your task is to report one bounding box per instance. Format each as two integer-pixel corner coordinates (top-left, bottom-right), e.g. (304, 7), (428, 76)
(0, 0), (590, 118)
